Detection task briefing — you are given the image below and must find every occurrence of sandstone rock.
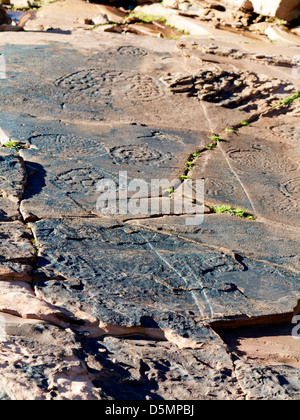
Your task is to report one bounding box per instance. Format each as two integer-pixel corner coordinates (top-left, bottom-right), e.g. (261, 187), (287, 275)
(17, 121), (207, 220)
(0, 24), (24, 32)
(0, 222), (34, 262)
(126, 23), (166, 37)
(134, 213), (300, 272)
(219, 323), (300, 399)
(9, 0), (31, 8)
(31, 218), (300, 333)
(0, 148), (27, 203)
(0, 281), (80, 327)
(93, 23), (123, 33)
(224, 0), (300, 21)
(81, 333), (243, 400)
(24, 0), (127, 31)
(0, 28), (299, 401)
(94, 5), (127, 24)
(166, 14), (213, 35)
(133, 3), (213, 35)
(0, 262), (32, 282)
(265, 26), (300, 45)
(0, 198), (21, 221)
(0, 317), (101, 400)
(16, 10), (36, 28)
(91, 13), (109, 26)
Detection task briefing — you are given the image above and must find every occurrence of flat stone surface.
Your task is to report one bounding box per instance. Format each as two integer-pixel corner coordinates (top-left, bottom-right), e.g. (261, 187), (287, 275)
(0, 20), (299, 400)
(17, 122), (207, 220)
(190, 146), (254, 211)
(0, 280), (78, 327)
(0, 316), (101, 400)
(218, 122), (300, 227)
(0, 221), (34, 262)
(0, 36), (210, 129)
(81, 332), (243, 400)
(0, 197), (21, 221)
(131, 213), (300, 272)
(32, 218), (300, 330)
(0, 262), (32, 282)
(0, 149), (27, 203)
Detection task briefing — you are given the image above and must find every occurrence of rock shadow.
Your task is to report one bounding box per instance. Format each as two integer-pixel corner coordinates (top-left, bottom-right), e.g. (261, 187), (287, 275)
(23, 161), (46, 199)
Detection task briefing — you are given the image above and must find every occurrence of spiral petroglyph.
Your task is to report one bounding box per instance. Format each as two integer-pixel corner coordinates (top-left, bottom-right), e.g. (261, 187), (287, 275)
(56, 69), (163, 102)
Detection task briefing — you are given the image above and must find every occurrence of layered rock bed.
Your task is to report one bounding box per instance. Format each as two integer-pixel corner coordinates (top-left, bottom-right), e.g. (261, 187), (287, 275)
(0, 0), (299, 400)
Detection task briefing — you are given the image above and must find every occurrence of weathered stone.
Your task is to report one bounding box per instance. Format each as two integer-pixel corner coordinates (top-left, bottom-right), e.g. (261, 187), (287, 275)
(0, 281), (82, 327)
(0, 221), (34, 262)
(131, 213), (300, 272)
(0, 197), (21, 221)
(0, 148), (27, 203)
(0, 36), (210, 130)
(189, 147), (253, 211)
(15, 120), (208, 220)
(91, 13), (109, 26)
(31, 218), (300, 333)
(0, 24), (299, 400)
(0, 24), (23, 32)
(0, 315), (101, 400)
(160, 63), (295, 132)
(234, 361), (300, 399)
(223, 0), (300, 21)
(265, 26), (300, 45)
(81, 332), (243, 400)
(219, 323), (300, 399)
(9, 0), (31, 8)
(133, 3), (213, 35)
(0, 262), (32, 282)
(166, 14), (213, 35)
(220, 119), (300, 227)
(24, 0), (127, 31)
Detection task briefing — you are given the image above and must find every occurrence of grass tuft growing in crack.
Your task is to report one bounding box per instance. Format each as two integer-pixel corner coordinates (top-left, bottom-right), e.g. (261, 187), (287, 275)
(31, 237), (39, 255)
(2, 140), (23, 153)
(179, 135), (224, 182)
(180, 175), (191, 181)
(275, 91), (300, 107)
(185, 160), (195, 171)
(210, 205), (256, 220)
(203, 135), (223, 151)
(129, 12), (166, 24)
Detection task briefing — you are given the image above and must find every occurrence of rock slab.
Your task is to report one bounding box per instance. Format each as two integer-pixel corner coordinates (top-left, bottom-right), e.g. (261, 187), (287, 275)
(224, 0), (300, 21)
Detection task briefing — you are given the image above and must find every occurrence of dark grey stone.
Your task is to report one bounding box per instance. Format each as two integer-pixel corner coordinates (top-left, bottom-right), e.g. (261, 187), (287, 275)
(32, 218), (300, 335)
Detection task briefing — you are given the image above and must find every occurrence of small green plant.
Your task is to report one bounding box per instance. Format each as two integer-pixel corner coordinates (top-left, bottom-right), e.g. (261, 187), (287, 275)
(192, 151), (201, 158)
(240, 121), (250, 126)
(166, 186), (174, 194)
(210, 205), (256, 220)
(2, 140), (22, 152)
(275, 91), (300, 107)
(180, 175), (191, 181)
(209, 135), (223, 142)
(204, 143), (217, 151)
(130, 12), (166, 24)
(203, 136), (222, 151)
(225, 127), (236, 133)
(185, 160), (195, 171)
(166, 23), (189, 34)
